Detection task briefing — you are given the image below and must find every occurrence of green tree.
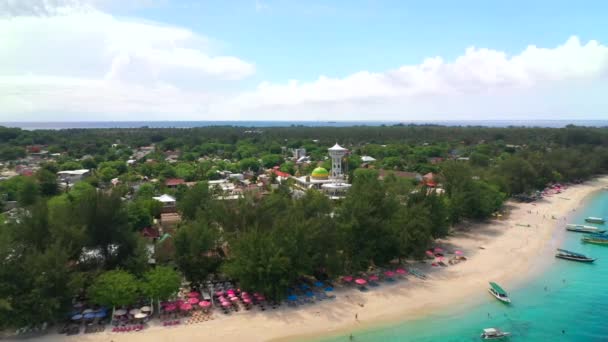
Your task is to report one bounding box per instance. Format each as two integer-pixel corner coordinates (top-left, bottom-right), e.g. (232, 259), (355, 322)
(17, 177), (38, 206)
(178, 182), (211, 221)
(174, 219), (221, 283)
(36, 169), (58, 197)
(89, 270), (139, 308)
(141, 266), (181, 302)
(260, 154), (283, 168)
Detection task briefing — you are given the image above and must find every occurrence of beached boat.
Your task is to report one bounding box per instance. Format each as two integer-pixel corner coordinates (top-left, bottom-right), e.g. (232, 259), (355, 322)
(409, 269), (427, 280)
(585, 217), (605, 224)
(566, 224), (606, 233)
(480, 328), (511, 340)
(582, 235), (608, 245)
(555, 249), (596, 263)
(488, 282), (511, 304)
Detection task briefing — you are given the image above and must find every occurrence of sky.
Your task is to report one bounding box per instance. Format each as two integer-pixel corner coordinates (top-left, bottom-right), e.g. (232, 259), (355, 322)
(1, 0), (607, 122)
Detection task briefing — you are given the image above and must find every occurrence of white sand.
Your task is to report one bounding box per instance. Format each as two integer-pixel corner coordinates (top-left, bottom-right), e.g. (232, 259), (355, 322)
(25, 177), (608, 342)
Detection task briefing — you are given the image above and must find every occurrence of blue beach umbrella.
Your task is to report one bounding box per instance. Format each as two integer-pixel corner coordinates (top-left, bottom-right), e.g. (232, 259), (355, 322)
(305, 291), (314, 297)
(324, 286), (334, 292)
(71, 314), (83, 321)
(84, 313), (96, 319)
(95, 312), (107, 318)
(287, 295), (298, 301)
(300, 284), (310, 290)
(314, 281), (324, 287)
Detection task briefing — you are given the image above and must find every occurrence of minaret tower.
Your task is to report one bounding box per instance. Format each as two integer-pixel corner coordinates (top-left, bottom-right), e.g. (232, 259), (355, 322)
(328, 143), (348, 180)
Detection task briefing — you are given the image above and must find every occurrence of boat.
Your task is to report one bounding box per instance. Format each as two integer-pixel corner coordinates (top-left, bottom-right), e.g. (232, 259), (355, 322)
(555, 248), (596, 263)
(409, 268), (427, 280)
(585, 217), (606, 224)
(480, 328), (511, 340)
(566, 224), (606, 233)
(582, 236), (608, 245)
(488, 282), (511, 303)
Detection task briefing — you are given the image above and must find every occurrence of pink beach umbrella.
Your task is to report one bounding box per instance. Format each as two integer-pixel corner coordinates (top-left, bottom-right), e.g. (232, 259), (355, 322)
(384, 271), (395, 277)
(368, 275), (379, 281)
(395, 268), (407, 275)
(180, 303), (193, 311)
(425, 250), (435, 258)
(230, 296), (239, 302)
(342, 276), (354, 282)
(164, 305), (177, 312)
(221, 301), (232, 307)
(187, 291), (200, 298)
(188, 297), (199, 305)
(355, 278), (367, 285)
(198, 301), (211, 308)
(434, 247), (443, 254)
(454, 250), (463, 256)
(215, 291), (224, 297)
(243, 298), (252, 304)
(257, 295), (266, 301)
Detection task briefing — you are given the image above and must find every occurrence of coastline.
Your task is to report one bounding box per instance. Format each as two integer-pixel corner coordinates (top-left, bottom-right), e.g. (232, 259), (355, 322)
(26, 176), (608, 342)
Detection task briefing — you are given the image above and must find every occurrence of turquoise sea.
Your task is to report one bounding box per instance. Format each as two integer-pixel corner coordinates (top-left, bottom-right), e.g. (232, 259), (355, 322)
(321, 189), (608, 342)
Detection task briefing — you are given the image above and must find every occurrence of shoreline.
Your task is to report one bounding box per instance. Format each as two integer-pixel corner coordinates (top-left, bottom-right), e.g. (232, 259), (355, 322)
(23, 177), (608, 342)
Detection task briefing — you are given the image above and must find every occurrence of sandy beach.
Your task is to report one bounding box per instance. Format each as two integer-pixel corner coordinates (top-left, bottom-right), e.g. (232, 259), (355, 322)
(25, 177), (608, 342)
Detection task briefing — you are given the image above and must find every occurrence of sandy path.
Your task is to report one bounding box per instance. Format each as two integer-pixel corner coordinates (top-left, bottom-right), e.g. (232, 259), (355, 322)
(22, 177), (608, 342)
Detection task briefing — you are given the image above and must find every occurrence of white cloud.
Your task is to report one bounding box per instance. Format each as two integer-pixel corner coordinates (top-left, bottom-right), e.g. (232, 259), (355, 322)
(0, 2), (254, 120)
(232, 36), (608, 113)
(0, 0), (606, 123)
(0, 0), (164, 17)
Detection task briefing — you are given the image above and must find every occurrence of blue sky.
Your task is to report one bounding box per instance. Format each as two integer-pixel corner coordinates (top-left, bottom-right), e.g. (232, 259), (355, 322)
(121, 0), (608, 82)
(1, 0), (607, 121)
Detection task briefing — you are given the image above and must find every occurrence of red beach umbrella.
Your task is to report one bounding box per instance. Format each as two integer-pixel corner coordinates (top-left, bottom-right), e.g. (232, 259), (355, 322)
(395, 268), (407, 275)
(188, 297), (199, 305)
(198, 301), (211, 308)
(179, 303), (192, 311)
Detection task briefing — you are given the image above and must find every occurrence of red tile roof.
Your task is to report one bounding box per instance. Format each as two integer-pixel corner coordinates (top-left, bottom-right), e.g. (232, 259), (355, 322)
(165, 178), (186, 186)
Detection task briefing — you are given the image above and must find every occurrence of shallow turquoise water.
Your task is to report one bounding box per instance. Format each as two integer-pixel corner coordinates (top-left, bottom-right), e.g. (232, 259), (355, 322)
(320, 189), (608, 342)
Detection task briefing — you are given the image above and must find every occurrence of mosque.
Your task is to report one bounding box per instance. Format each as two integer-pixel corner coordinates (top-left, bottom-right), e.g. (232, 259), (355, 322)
(294, 143), (352, 198)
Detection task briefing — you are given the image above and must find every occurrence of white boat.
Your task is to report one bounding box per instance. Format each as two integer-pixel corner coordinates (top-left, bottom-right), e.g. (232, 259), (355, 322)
(481, 328), (511, 340)
(488, 282), (511, 304)
(585, 217), (605, 224)
(566, 224), (606, 233)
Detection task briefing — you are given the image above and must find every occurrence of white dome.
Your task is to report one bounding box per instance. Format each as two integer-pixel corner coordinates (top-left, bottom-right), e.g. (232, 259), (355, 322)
(328, 143), (347, 151)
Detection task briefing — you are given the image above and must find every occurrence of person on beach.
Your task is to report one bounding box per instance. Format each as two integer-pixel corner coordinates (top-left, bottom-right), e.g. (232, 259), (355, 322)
(355, 313), (358, 321)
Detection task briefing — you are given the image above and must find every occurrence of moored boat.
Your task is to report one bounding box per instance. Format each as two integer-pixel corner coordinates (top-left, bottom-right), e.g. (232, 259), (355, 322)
(585, 217), (606, 224)
(582, 235), (608, 245)
(555, 248), (596, 263)
(566, 224), (606, 233)
(409, 268), (427, 280)
(488, 282), (511, 304)
(480, 328), (511, 340)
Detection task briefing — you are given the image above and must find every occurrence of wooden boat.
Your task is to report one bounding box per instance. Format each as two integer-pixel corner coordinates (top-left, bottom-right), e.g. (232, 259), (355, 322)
(480, 328), (511, 340)
(409, 268), (427, 280)
(566, 224), (606, 233)
(488, 282), (511, 303)
(582, 236), (608, 245)
(585, 217), (605, 224)
(555, 248), (596, 263)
